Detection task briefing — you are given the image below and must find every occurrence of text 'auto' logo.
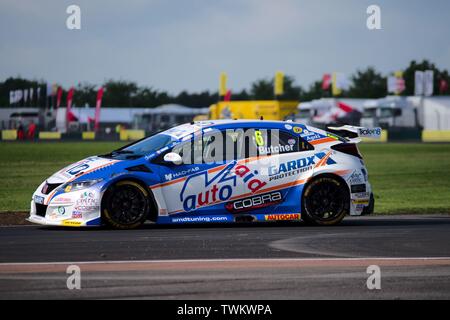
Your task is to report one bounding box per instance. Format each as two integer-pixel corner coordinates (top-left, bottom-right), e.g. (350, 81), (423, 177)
(180, 161), (266, 212)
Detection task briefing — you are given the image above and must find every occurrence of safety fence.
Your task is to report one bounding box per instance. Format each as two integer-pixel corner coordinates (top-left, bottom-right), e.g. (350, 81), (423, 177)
(1, 129), (450, 143)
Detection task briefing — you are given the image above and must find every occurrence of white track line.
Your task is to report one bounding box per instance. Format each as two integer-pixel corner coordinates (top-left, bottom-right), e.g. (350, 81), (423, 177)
(1, 257), (450, 266)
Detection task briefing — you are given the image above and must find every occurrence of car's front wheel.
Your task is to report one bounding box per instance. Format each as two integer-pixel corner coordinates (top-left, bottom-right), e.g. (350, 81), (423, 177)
(301, 175), (349, 226)
(102, 180), (150, 229)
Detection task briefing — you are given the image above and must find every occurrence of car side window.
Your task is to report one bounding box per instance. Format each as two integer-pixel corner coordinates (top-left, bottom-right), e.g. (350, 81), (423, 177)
(256, 129), (314, 155)
(172, 131), (228, 165)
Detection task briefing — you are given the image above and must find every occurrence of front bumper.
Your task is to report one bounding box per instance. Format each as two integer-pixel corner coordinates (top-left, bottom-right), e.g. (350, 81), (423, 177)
(28, 184), (103, 227)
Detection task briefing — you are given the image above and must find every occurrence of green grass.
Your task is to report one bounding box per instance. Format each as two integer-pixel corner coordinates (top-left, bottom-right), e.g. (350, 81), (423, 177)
(0, 142), (123, 212)
(0, 142), (449, 214)
(359, 143), (450, 214)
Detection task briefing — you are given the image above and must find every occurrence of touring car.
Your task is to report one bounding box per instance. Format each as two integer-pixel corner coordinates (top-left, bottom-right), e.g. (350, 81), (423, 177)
(28, 120), (377, 229)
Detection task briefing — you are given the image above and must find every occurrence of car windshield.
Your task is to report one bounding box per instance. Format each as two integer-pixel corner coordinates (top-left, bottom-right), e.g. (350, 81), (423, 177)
(101, 133), (178, 159)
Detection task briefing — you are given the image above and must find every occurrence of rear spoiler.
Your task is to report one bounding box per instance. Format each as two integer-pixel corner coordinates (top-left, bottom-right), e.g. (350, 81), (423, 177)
(327, 125), (382, 142)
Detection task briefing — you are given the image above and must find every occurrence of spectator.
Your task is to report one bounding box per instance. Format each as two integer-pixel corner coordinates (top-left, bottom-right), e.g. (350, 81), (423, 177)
(17, 122), (24, 140)
(27, 121), (36, 140)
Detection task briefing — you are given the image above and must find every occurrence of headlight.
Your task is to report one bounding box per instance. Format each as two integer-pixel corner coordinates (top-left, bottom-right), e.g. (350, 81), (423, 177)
(63, 179), (103, 193)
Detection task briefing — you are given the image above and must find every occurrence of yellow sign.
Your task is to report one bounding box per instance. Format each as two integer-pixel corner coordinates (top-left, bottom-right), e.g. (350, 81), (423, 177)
(219, 72), (228, 97)
(209, 100), (298, 121)
(332, 72), (341, 96)
(62, 220), (82, 227)
(265, 213), (301, 221)
(274, 71), (284, 96)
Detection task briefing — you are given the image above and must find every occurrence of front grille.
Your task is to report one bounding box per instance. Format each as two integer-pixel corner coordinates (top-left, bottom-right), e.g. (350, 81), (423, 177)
(35, 203), (48, 217)
(351, 184), (366, 193)
(41, 182), (62, 195)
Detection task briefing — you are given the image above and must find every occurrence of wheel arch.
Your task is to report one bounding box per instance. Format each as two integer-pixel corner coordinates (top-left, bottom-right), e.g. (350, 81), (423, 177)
(301, 173), (351, 208)
(101, 176), (159, 223)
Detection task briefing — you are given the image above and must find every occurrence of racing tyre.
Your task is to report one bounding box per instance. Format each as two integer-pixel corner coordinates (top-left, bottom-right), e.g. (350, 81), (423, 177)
(302, 176), (349, 226)
(102, 180), (150, 229)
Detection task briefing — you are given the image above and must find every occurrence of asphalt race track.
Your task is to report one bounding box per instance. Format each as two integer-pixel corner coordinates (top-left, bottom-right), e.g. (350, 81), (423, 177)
(1, 215), (450, 299)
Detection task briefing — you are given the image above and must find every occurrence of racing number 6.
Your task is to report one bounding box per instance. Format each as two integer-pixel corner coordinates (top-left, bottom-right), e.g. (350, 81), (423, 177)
(255, 130), (265, 146)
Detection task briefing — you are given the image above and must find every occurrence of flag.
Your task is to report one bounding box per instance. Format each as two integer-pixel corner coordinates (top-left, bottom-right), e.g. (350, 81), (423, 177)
(219, 72), (227, 97)
(224, 90), (232, 102)
(52, 84), (58, 96)
(396, 78), (405, 94)
(440, 79), (449, 94)
(415, 71), (424, 96)
(56, 87), (63, 108)
(274, 71), (284, 96)
(332, 73), (349, 96)
(29, 88), (34, 103)
(388, 72), (405, 95)
(15, 90), (23, 103)
(66, 87), (75, 126)
(94, 87), (104, 131)
(322, 74), (331, 90)
(387, 76), (396, 94)
(424, 70), (434, 97)
(46, 83), (53, 97)
(9, 91), (15, 105)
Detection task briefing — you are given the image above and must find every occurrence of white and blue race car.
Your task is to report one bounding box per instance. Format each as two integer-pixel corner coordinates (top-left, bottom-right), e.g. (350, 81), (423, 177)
(28, 120), (378, 229)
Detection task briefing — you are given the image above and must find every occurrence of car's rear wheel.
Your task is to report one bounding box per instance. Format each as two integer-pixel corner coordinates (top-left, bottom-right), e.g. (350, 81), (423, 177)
(302, 176), (349, 226)
(102, 180), (150, 229)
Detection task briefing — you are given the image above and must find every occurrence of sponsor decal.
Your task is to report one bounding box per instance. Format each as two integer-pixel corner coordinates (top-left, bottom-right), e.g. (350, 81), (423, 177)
(65, 157), (97, 176)
(164, 167), (200, 181)
(303, 133), (323, 141)
(353, 192), (370, 199)
(180, 161), (266, 212)
(352, 199), (370, 205)
(264, 213), (301, 221)
(58, 206), (65, 215)
(171, 216), (229, 223)
(156, 146), (170, 155)
(288, 138), (296, 145)
(72, 212), (83, 219)
(327, 133), (340, 140)
(225, 192), (283, 213)
(258, 144), (294, 155)
(299, 129), (324, 141)
(268, 156), (315, 181)
(293, 127), (302, 134)
(358, 127), (381, 138)
(348, 170), (365, 185)
(34, 195), (45, 204)
(165, 124), (201, 139)
(284, 124), (293, 130)
(62, 220), (82, 227)
(74, 191), (99, 213)
(52, 197), (72, 204)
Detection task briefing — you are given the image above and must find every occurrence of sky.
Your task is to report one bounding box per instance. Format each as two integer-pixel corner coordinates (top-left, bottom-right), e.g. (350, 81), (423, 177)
(0, 0), (449, 93)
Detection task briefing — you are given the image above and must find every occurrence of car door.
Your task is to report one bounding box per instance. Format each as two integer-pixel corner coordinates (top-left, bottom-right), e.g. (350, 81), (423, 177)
(236, 127), (315, 214)
(155, 129), (236, 216)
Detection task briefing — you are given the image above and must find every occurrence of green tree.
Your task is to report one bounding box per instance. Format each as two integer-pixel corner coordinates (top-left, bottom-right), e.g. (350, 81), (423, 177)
(249, 75), (302, 100)
(348, 67), (386, 98)
(401, 60), (450, 96)
(102, 80), (138, 107)
(73, 82), (96, 108)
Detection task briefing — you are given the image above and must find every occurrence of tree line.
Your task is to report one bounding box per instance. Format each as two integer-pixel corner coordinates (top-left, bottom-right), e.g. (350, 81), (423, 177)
(1, 60), (449, 109)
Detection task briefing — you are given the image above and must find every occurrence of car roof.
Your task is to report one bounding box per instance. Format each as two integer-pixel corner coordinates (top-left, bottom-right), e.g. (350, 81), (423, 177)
(193, 119), (309, 130)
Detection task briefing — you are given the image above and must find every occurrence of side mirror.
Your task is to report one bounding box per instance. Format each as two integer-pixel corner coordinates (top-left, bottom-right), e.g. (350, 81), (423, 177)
(163, 152), (183, 165)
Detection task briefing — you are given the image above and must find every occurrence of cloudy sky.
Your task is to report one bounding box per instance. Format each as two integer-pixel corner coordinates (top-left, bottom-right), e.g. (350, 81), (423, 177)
(1, 0), (449, 93)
